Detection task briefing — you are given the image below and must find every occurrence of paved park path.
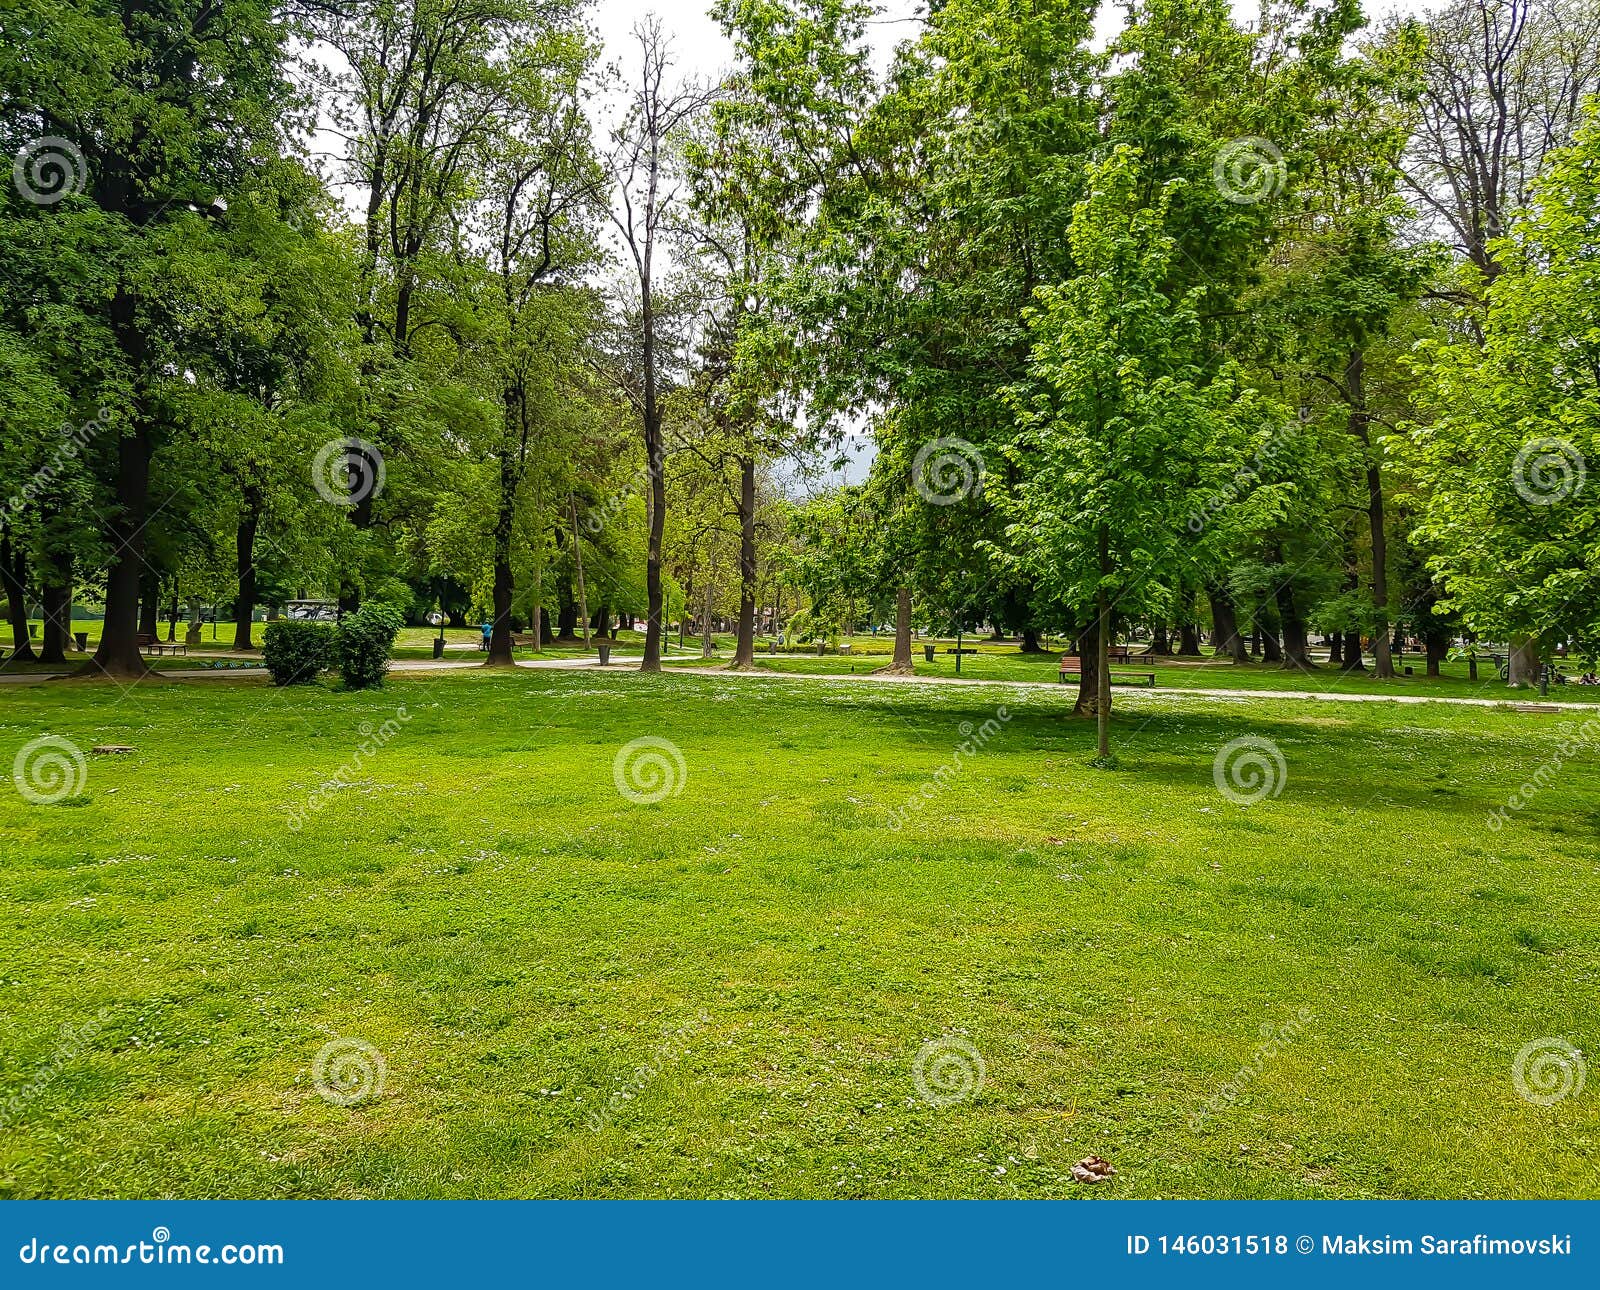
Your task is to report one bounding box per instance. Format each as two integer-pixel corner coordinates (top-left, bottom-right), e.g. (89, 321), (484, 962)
(5, 651), (1596, 712)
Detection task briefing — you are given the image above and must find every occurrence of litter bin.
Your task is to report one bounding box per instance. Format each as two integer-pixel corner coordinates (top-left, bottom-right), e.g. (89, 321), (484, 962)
(73, 631), (88, 652)
(923, 644), (936, 662)
(432, 637), (445, 659)
(598, 642), (612, 666)
(816, 642), (827, 656)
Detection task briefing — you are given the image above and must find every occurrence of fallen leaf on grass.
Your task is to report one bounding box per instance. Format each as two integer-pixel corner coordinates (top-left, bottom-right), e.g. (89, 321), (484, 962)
(1071, 1155), (1116, 1184)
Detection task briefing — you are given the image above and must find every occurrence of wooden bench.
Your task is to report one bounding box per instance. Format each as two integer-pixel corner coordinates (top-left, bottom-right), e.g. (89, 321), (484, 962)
(1058, 652), (1156, 687)
(137, 633), (186, 657)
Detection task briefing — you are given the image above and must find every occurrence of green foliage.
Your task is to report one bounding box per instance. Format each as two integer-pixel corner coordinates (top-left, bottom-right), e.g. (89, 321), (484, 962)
(334, 602), (405, 689)
(1406, 99), (1600, 659)
(261, 620), (336, 686)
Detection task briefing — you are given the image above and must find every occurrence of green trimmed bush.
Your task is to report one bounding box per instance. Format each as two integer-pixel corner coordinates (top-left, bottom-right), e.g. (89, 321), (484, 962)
(334, 602), (404, 689)
(261, 620), (335, 686)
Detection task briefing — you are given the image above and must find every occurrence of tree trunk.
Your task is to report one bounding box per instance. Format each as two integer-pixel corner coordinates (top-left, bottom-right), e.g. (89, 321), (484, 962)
(1260, 626), (1282, 663)
(1424, 627), (1448, 677)
(568, 492), (591, 648)
(880, 586), (914, 674)
(1348, 348), (1394, 679)
(700, 576), (714, 659)
(1508, 635), (1540, 687)
(1, 534), (38, 663)
(485, 420), (519, 667)
(1274, 575), (1314, 669)
(1095, 525), (1111, 759)
(1020, 627), (1044, 654)
(233, 491), (260, 651)
(39, 566), (70, 666)
(1150, 623), (1171, 654)
(1329, 632), (1344, 665)
(1341, 630), (1365, 673)
(732, 454), (757, 668)
(1207, 584), (1247, 663)
(138, 570), (160, 639)
(1073, 620), (1101, 719)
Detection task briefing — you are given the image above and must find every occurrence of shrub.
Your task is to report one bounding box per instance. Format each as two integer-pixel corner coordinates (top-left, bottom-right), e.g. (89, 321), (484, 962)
(261, 620), (336, 686)
(335, 602), (404, 689)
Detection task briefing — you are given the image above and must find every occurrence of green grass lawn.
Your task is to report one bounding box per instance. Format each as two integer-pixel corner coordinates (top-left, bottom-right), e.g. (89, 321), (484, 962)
(1, 667), (1596, 1199)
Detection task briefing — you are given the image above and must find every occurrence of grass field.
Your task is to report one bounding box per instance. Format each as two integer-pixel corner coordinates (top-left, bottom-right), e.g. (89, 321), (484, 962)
(2, 666), (1596, 1199)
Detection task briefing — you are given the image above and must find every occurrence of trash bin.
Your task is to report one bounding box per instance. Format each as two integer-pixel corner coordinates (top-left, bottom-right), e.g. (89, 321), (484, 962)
(73, 631), (88, 652)
(432, 637), (445, 659)
(816, 642), (826, 656)
(923, 644), (936, 662)
(598, 642), (612, 666)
